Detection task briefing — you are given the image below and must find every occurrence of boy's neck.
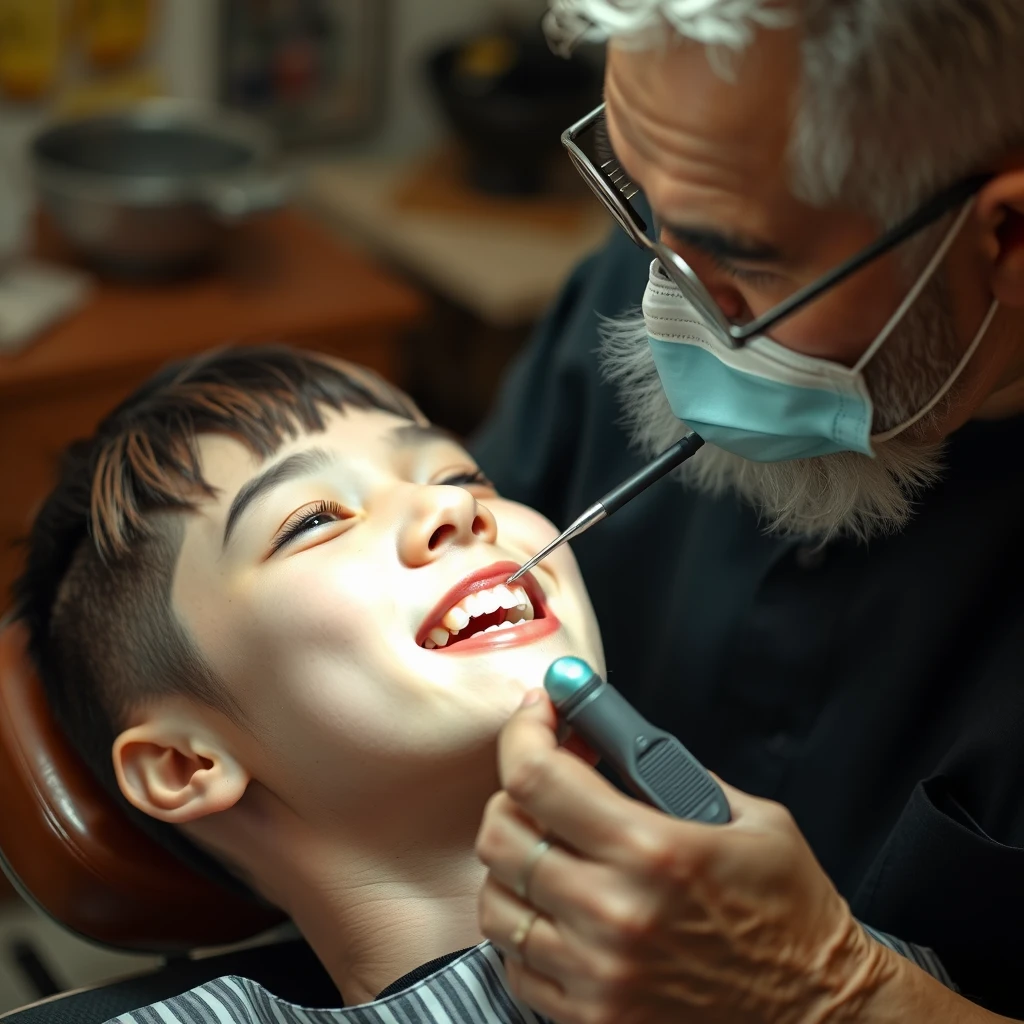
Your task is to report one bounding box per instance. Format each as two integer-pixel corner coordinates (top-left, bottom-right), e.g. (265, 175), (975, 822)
(285, 840), (488, 1005)
(214, 775), (496, 1005)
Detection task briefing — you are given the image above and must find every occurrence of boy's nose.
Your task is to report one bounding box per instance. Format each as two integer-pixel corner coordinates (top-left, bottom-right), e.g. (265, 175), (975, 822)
(397, 485), (498, 567)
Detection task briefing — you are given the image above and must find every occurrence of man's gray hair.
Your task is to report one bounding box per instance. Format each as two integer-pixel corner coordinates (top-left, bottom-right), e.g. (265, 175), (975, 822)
(546, 0), (1024, 224)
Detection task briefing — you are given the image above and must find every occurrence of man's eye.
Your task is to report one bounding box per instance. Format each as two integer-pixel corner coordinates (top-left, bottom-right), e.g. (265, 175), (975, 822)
(706, 253), (778, 289)
(729, 266), (779, 288)
(272, 499), (351, 552)
(439, 469), (493, 489)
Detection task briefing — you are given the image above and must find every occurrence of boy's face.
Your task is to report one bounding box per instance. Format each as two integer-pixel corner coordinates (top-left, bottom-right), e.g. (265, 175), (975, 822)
(170, 407), (604, 825)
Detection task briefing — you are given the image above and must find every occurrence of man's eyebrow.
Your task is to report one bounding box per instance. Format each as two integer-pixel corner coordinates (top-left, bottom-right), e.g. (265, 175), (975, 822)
(223, 447), (336, 549)
(659, 223), (782, 264)
(389, 422), (464, 449)
(595, 111), (781, 264)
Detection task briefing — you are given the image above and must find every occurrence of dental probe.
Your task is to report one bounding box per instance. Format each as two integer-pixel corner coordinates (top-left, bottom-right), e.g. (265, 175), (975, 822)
(545, 657), (730, 824)
(507, 432), (704, 586)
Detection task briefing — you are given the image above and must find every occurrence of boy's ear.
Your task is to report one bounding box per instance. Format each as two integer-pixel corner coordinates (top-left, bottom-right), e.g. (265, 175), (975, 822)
(113, 711), (250, 824)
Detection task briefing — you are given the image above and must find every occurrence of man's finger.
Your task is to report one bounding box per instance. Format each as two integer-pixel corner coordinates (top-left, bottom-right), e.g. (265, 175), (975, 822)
(477, 875), (576, 980)
(497, 693), (698, 864)
(561, 731), (600, 767)
(477, 793), (617, 928)
(503, 958), (576, 1024)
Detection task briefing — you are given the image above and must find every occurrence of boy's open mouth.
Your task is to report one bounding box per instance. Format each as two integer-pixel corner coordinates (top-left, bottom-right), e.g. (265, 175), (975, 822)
(416, 560), (558, 653)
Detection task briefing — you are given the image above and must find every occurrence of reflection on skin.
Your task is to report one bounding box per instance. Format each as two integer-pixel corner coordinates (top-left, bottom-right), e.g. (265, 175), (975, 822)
(113, 407), (604, 1004)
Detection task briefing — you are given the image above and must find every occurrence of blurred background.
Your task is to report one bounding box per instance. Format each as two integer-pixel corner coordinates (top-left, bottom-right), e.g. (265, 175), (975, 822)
(0, 0), (610, 1012)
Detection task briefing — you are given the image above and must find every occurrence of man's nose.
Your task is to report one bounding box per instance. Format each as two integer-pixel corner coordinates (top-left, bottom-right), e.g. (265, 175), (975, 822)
(397, 485), (498, 567)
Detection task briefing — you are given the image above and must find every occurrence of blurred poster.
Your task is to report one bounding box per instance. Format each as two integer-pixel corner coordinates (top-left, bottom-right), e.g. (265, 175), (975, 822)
(220, 0), (386, 145)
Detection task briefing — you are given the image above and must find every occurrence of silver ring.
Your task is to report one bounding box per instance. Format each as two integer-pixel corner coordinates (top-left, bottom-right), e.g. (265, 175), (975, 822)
(514, 838), (552, 901)
(509, 908), (538, 956)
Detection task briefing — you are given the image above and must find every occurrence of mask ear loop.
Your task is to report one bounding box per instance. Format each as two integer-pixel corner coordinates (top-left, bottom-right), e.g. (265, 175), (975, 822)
(872, 297), (999, 442)
(853, 198), (977, 375)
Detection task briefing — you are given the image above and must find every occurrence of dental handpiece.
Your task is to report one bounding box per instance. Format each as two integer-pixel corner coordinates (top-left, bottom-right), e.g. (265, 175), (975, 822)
(544, 657), (730, 824)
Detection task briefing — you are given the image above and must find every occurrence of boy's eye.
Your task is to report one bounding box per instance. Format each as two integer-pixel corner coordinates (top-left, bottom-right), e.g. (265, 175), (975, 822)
(438, 469), (493, 489)
(272, 499), (352, 552)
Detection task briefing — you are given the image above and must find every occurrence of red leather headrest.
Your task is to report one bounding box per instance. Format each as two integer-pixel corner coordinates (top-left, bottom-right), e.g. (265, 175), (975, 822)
(0, 619), (283, 952)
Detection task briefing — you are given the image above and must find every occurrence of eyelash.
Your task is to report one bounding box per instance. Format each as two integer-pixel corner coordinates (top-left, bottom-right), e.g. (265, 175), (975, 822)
(439, 469), (492, 488)
(660, 226), (778, 290)
(272, 499), (350, 552)
(270, 471), (491, 553)
(706, 253), (777, 289)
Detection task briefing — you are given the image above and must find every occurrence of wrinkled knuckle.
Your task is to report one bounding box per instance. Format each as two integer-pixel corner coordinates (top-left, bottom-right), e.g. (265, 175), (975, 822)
(474, 824), (501, 864)
(475, 795), (515, 859)
(504, 751), (552, 804)
(765, 798), (797, 831)
(577, 885), (615, 926)
(627, 826), (682, 878)
(596, 950), (636, 990)
(594, 892), (651, 947)
(476, 893), (500, 937)
(580, 995), (617, 1024)
(473, 831), (494, 865)
(481, 789), (510, 824)
(473, 832), (495, 866)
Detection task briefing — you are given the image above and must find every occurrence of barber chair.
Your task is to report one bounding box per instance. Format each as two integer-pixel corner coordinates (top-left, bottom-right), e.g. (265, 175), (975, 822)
(0, 618), (341, 1023)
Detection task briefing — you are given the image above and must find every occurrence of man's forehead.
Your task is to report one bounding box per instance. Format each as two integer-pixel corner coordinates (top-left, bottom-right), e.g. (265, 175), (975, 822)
(603, 33), (828, 254)
(604, 28), (798, 150)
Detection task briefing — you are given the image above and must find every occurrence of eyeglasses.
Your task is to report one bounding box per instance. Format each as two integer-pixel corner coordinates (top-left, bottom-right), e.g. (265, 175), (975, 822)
(562, 103), (991, 348)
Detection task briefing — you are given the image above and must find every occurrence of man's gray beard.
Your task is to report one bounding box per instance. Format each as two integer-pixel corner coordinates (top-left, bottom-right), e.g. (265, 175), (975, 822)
(600, 274), (960, 543)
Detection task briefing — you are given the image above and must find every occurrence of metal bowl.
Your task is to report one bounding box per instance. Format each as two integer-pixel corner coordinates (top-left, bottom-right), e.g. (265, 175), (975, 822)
(31, 101), (290, 278)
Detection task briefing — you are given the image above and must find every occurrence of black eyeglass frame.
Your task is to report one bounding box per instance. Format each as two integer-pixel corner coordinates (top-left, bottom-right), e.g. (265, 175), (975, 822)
(562, 103), (992, 347)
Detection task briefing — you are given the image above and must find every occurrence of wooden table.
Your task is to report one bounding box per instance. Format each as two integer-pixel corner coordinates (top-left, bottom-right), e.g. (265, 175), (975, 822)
(0, 209), (426, 612)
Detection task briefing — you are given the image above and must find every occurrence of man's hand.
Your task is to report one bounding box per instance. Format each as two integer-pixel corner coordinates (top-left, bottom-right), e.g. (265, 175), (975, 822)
(475, 690), (895, 1024)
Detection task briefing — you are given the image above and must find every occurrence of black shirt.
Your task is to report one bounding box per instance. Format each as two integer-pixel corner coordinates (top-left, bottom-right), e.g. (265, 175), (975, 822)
(471, 225), (1024, 1017)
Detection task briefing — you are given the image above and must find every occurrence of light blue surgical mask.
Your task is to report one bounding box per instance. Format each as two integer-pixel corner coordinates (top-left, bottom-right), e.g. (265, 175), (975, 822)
(643, 201), (999, 462)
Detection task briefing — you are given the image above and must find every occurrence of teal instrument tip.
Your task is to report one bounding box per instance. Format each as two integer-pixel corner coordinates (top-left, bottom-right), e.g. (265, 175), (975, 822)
(544, 656), (597, 707)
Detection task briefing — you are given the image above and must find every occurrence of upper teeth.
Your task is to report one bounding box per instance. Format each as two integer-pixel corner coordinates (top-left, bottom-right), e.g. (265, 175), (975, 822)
(422, 583), (535, 649)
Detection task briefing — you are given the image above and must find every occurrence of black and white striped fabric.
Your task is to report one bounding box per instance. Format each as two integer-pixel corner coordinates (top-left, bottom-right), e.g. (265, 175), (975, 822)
(862, 924), (955, 989)
(104, 944), (551, 1024)
(102, 932), (951, 1024)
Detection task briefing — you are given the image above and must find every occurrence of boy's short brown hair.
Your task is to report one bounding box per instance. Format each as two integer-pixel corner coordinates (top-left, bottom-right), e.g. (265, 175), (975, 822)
(14, 346), (422, 890)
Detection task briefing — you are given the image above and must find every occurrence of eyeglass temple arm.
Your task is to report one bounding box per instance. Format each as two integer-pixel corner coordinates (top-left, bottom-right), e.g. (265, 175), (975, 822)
(732, 174), (992, 342)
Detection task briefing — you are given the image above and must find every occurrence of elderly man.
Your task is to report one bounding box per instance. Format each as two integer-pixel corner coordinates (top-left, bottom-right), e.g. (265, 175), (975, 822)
(473, 1), (1024, 1021)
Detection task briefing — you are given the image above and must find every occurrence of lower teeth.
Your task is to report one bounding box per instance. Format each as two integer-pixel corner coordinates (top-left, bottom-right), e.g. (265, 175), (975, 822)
(482, 620), (518, 634)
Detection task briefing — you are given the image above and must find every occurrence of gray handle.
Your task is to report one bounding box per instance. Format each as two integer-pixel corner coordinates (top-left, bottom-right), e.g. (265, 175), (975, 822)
(563, 678), (730, 824)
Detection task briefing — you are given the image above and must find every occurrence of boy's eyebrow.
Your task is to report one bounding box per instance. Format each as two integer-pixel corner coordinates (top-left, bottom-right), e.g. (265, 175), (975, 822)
(389, 422), (463, 449)
(223, 447), (336, 548)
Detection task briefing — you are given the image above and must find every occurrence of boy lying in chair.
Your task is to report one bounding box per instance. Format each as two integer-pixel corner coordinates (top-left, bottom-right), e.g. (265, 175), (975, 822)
(14, 346), (604, 1020)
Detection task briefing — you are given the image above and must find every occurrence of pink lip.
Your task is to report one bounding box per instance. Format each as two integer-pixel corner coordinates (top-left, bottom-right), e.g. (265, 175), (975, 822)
(416, 559), (560, 654)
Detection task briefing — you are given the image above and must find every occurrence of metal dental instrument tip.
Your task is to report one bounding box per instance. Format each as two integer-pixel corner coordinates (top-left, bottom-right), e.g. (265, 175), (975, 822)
(507, 504), (606, 585)
(507, 432), (704, 585)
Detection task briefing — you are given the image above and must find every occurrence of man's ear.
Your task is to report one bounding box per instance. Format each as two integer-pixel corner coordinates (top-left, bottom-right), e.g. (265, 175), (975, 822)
(113, 712), (250, 825)
(977, 165), (1024, 309)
